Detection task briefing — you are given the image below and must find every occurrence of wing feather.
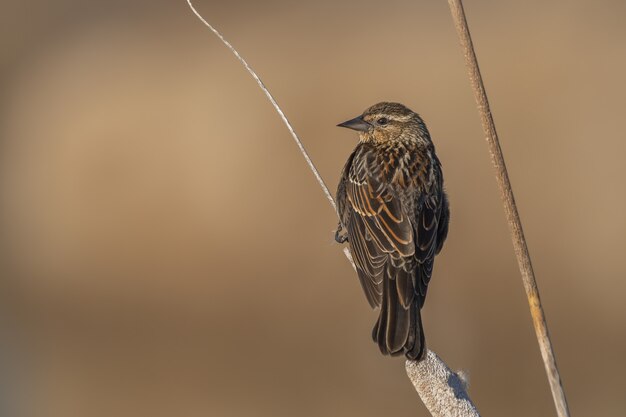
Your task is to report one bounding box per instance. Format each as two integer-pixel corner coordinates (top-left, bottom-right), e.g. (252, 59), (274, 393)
(336, 143), (449, 318)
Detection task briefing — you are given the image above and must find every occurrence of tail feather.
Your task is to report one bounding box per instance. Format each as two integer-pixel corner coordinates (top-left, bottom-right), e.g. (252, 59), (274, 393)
(372, 276), (426, 360)
(405, 302), (426, 360)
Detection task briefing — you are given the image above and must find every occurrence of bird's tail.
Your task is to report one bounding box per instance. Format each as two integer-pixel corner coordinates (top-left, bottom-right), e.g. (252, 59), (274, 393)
(372, 276), (426, 361)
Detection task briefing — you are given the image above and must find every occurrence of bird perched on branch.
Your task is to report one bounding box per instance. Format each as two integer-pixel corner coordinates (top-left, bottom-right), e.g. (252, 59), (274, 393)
(335, 102), (449, 361)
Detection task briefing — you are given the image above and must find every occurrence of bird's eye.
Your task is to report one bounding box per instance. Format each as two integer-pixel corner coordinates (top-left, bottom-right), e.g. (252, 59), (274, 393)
(377, 117), (389, 125)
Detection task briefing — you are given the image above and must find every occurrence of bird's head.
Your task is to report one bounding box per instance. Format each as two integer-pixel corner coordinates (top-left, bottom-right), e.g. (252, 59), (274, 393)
(337, 102), (430, 145)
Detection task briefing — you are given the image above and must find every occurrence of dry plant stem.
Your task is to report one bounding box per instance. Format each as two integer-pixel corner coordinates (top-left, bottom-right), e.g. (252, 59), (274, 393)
(446, 1), (570, 416)
(186, 2), (478, 415)
(185, 0), (337, 211)
(406, 351), (480, 417)
(187, 0), (355, 273)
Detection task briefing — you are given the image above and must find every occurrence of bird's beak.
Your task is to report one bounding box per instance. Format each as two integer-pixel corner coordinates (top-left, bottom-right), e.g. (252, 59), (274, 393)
(337, 116), (371, 132)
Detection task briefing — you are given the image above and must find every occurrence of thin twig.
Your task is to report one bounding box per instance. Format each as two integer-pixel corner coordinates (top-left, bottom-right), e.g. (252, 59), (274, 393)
(185, 0), (336, 211)
(446, 1), (570, 416)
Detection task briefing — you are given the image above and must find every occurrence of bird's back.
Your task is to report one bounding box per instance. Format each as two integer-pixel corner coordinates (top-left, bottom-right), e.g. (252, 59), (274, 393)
(336, 139), (448, 359)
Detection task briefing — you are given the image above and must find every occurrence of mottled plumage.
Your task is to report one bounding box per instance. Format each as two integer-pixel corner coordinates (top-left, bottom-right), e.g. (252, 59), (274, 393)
(336, 102), (449, 360)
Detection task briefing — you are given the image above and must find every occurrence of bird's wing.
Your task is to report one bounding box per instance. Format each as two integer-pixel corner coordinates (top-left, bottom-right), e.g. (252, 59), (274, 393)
(346, 150), (415, 257)
(340, 147), (415, 308)
(337, 151), (384, 307)
(412, 162), (448, 307)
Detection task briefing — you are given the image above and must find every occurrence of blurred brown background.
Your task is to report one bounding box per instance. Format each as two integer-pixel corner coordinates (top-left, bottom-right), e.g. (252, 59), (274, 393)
(1, 0), (625, 416)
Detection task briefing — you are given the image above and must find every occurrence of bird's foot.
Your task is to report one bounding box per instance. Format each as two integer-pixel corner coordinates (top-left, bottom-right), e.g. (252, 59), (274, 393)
(335, 224), (348, 244)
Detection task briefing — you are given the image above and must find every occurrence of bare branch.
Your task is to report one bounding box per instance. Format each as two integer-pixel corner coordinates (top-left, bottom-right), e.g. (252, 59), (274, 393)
(446, 1), (570, 416)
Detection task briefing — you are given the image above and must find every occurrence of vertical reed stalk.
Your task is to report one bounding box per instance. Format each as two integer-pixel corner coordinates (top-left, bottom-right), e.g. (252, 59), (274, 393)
(446, 1), (570, 416)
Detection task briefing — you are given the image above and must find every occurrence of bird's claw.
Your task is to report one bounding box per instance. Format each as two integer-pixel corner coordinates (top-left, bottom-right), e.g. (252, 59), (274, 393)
(335, 224), (348, 244)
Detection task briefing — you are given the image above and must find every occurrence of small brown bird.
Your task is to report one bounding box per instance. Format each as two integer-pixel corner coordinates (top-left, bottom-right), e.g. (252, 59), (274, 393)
(335, 102), (449, 361)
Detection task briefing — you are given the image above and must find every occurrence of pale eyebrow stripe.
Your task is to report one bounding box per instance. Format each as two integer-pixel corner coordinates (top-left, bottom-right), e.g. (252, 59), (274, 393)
(371, 113), (413, 122)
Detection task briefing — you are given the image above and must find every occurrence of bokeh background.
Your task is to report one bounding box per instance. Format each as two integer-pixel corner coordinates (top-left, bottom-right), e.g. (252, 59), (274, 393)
(1, 0), (625, 416)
